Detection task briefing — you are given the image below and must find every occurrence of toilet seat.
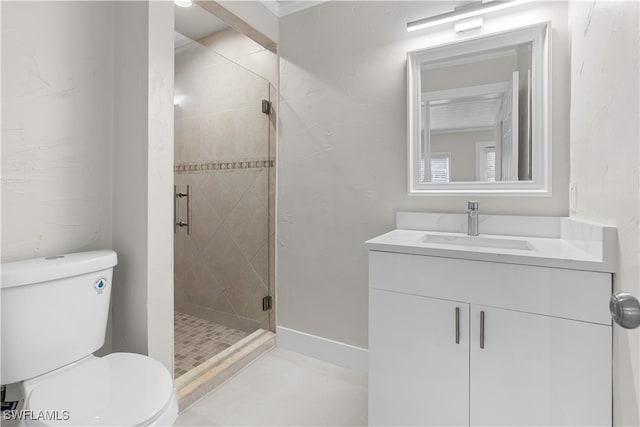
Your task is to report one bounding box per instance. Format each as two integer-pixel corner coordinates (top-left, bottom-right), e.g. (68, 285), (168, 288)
(22, 353), (177, 426)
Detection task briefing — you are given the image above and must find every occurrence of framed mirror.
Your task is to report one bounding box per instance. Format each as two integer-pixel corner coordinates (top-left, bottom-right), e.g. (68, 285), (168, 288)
(407, 23), (550, 195)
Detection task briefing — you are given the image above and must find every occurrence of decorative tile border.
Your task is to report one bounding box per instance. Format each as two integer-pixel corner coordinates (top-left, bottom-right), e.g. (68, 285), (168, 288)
(175, 159), (274, 173)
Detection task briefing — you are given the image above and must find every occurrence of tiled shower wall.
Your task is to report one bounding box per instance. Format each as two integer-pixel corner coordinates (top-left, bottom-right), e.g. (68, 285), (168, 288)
(174, 29), (276, 333)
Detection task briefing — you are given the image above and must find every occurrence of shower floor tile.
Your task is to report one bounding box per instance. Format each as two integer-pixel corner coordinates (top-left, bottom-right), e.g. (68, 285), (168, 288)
(174, 311), (250, 378)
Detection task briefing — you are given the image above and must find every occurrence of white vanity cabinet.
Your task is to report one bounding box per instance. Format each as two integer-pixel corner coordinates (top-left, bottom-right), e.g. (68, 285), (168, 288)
(368, 251), (612, 427)
(369, 289), (470, 426)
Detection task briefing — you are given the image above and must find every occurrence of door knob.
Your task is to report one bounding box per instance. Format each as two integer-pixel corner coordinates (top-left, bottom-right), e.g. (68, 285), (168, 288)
(610, 293), (640, 329)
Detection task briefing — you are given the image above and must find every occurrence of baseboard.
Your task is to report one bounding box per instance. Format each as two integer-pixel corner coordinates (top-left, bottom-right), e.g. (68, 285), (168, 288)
(276, 326), (368, 373)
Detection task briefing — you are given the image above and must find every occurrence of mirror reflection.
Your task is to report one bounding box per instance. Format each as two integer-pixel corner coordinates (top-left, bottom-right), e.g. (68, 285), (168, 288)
(420, 42), (532, 183)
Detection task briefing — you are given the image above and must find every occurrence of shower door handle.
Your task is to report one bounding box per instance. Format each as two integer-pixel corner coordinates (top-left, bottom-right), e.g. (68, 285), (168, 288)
(174, 185), (191, 235)
(174, 185), (178, 234)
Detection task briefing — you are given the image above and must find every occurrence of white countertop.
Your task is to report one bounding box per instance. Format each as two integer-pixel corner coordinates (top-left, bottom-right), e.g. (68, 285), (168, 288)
(365, 213), (617, 273)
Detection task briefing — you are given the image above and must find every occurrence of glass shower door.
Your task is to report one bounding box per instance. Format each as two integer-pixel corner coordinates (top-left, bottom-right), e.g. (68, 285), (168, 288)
(173, 32), (273, 377)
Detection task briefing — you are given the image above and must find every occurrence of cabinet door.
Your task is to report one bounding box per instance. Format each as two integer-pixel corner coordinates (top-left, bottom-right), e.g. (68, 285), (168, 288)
(369, 289), (470, 426)
(470, 306), (611, 426)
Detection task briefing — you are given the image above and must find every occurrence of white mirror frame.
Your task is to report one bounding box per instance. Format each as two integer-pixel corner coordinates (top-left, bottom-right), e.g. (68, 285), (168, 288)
(407, 22), (551, 195)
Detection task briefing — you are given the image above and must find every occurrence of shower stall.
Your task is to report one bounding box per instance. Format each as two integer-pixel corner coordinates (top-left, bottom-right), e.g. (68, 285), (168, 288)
(172, 29), (275, 379)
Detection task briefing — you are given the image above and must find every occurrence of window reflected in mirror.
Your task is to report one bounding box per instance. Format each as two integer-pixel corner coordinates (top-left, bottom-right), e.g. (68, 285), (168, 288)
(419, 42), (532, 184)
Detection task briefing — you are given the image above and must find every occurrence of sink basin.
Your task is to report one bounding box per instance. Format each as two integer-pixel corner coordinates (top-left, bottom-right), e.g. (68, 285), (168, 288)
(421, 234), (534, 251)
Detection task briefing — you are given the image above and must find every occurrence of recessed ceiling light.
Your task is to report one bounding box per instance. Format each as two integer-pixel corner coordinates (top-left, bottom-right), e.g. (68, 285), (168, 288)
(175, 0), (193, 8)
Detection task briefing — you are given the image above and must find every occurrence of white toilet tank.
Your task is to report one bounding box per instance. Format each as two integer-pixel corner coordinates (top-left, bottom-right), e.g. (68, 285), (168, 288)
(1, 250), (118, 385)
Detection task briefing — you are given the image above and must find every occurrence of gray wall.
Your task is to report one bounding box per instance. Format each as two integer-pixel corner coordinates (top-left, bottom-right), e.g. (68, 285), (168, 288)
(1, 0), (175, 372)
(111, 1), (175, 370)
(112, 0), (150, 358)
(1, 0), (115, 355)
(569, 1), (640, 424)
(421, 54), (517, 92)
(1, 1), (114, 262)
(431, 130), (498, 182)
(145, 1), (175, 370)
(278, 1), (570, 349)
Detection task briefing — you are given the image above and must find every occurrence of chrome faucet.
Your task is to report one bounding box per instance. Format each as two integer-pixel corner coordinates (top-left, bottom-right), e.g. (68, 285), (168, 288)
(467, 201), (479, 236)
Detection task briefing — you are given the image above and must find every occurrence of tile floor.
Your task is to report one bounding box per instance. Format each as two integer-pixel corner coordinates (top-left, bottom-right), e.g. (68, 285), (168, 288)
(174, 311), (250, 378)
(175, 348), (368, 426)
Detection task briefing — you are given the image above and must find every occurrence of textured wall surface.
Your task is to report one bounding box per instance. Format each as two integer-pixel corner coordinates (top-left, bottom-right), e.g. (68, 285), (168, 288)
(569, 1), (640, 424)
(111, 1), (176, 371)
(174, 29), (276, 333)
(111, 0), (150, 358)
(1, 1), (114, 262)
(146, 0), (176, 373)
(278, 1), (570, 349)
(1, 0), (175, 373)
(431, 130), (498, 182)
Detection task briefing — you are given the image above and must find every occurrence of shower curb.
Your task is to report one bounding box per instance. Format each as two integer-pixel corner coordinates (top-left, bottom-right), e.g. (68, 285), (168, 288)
(175, 328), (276, 412)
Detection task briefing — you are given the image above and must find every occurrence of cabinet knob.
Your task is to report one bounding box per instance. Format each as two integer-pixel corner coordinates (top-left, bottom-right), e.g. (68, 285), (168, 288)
(610, 293), (640, 329)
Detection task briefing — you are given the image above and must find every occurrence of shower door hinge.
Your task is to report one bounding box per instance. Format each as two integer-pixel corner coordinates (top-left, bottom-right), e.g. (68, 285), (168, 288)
(262, 295), (273, 311)
(261, 99), (272, 115)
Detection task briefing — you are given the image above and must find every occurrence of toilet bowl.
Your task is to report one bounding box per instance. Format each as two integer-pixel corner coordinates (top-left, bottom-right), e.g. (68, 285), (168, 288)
(20, 354), (178, 427)
(1, 251), (178, 427)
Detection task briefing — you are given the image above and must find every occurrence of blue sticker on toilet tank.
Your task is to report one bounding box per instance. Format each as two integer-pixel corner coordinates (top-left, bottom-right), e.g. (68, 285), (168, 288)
(94, 278), (107, 294)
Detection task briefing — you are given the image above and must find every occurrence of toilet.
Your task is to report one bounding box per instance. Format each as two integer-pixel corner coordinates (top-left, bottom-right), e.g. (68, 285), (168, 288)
(1, 250), (178, 426)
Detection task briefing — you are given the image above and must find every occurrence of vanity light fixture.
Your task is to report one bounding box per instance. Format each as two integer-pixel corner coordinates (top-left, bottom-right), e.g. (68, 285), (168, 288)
(175, 0), (193, 7)
(407, 0), (534, 32)
(454, 16), (484, 33)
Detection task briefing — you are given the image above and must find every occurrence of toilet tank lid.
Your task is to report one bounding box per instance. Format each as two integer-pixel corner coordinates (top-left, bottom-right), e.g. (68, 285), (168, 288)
(1, 250), (118, 289)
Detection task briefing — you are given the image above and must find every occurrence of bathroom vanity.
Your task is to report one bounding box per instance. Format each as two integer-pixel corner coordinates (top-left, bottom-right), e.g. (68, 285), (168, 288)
(366, 212), (616, 426)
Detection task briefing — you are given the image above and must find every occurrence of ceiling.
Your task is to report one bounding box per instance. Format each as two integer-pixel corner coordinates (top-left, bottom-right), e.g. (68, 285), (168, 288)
(430, 97), (503, 133)
(173, 0), (329, 48)
(174, 3), (229, 46)
(261, 0), (329, 17)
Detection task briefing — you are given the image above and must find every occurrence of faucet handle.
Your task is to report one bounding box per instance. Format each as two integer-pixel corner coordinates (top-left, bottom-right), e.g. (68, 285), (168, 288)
(468, 201), (479, 211)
